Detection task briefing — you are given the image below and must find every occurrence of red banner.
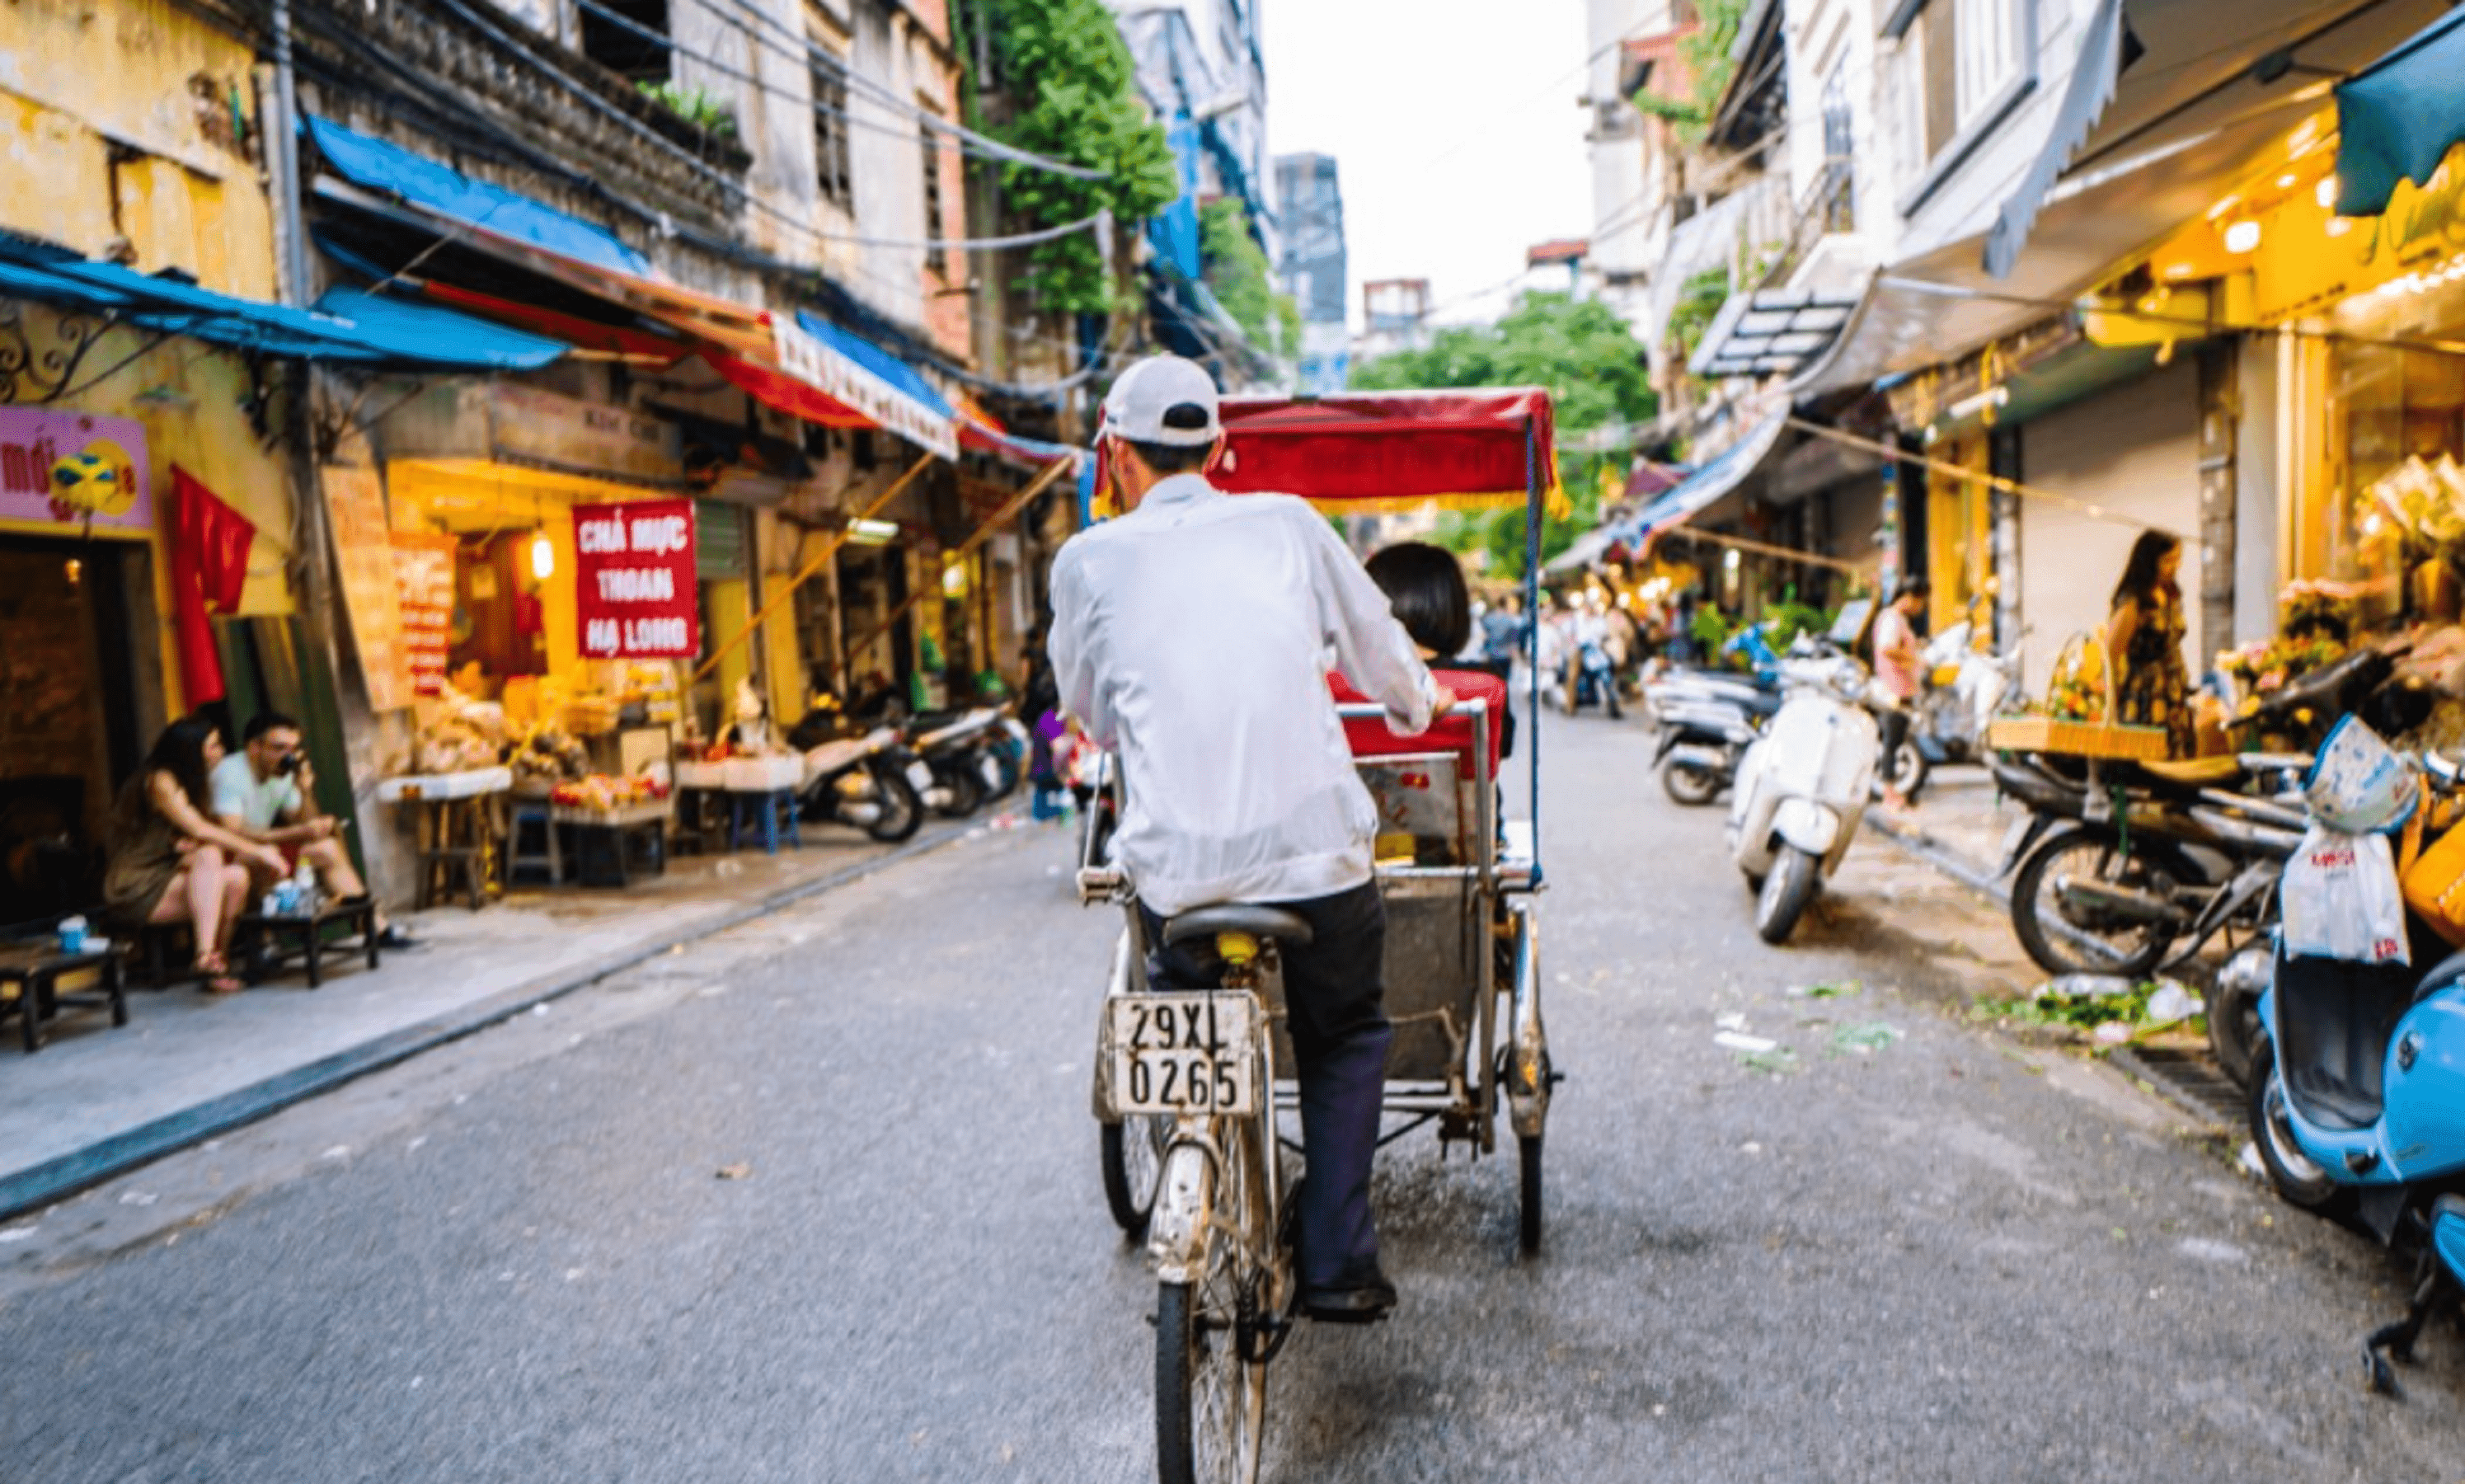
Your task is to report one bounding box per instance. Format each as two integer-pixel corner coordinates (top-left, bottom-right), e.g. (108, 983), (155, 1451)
(574, 499), (698, 659)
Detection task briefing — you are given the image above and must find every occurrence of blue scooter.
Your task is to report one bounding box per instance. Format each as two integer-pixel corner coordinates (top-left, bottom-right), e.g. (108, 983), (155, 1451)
(2249, 753), (2465, 1397)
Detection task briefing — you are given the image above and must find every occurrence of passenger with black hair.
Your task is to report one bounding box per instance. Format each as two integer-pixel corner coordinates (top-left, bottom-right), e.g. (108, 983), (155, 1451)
(1334, 541), (1514, 767)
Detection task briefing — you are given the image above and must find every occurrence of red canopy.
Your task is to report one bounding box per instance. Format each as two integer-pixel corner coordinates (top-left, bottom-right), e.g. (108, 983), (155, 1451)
(1207, 389), (1557, 512)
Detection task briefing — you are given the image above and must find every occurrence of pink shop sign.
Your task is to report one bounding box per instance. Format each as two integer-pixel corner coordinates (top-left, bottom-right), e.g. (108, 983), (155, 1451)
(0, 408), (153, 533)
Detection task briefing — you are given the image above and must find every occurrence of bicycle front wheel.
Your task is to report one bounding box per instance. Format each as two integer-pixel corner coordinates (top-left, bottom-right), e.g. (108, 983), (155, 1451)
(1155, 1119), (1270, 1484)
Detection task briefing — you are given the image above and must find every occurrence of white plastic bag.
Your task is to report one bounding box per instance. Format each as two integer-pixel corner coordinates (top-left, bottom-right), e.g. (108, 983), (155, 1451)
(2306, 716), (2420, 835)
(2280, 825), (2410, 965)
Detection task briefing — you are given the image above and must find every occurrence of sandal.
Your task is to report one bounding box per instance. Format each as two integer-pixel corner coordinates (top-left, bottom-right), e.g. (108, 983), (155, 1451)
(195, 952), (244, 996)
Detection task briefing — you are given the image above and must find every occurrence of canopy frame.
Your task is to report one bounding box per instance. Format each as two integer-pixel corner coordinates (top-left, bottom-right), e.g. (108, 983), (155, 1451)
(1197, 387), (1556, 881)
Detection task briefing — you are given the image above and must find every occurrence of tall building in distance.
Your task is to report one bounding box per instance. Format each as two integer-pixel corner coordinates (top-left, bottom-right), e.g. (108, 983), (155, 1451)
(1275, 152), (1350, 394)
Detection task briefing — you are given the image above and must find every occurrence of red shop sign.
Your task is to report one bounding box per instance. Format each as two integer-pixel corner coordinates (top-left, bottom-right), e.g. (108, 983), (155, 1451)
(573, 498), (699, 659)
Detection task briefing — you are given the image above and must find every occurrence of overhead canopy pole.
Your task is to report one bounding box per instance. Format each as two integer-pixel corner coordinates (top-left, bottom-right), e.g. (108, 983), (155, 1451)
(839, 455), (1077, 664)
(690, 452), (936, 686)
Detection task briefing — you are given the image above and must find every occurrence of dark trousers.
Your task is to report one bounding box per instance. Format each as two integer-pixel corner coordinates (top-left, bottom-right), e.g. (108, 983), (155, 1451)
(1141, 880), (1391, 1288)
(1877, 703), (1913, 785)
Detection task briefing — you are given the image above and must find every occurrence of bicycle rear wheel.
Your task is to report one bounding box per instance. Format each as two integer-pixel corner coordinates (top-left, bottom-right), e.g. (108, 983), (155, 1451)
(1155, 1116), (1270, 1484)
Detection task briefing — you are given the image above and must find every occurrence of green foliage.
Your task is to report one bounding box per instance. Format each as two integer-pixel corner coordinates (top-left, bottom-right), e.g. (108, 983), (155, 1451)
(1668, 266), (1731, 364)
(1628, 0), (1753, 146)
(1689, 603), (1733, 654)
(971, 0), (1182, 315)
(1199, 199), (1284, 352)
(637, 82), (738, 139)
(1760, 602), (1834, 650)
(1351, 292), (1655, 574)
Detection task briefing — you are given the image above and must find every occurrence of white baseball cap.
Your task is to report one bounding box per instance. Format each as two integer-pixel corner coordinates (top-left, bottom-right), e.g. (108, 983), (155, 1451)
(1101, 355), (1222, 447)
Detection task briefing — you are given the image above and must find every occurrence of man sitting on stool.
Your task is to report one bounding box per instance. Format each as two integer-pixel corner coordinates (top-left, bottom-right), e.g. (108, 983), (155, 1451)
(211, 711), (416, 952)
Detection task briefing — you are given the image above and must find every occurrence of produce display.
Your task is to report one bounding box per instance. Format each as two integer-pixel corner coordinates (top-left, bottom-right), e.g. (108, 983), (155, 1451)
(548, 773), (672, 810)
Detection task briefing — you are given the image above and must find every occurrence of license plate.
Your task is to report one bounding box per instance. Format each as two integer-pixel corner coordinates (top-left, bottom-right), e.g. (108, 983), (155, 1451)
(1107, 993), (1258, 1116)
(905, 760), (934, 790)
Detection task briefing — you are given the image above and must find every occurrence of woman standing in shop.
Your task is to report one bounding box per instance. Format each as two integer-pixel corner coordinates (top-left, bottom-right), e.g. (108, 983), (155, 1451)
(101, 718), (285, 994)
(2106, 530), (2195, 758)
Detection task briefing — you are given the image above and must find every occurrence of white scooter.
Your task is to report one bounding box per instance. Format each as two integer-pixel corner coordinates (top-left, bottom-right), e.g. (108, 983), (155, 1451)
(1726, 650), (1884, 945)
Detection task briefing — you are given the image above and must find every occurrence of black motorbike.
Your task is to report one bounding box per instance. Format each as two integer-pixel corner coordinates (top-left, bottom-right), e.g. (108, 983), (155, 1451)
(786, 707), (926, 843)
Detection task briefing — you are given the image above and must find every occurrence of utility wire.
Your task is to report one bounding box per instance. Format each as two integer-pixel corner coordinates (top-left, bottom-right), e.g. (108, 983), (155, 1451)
(567, 0), (1105, 181)
(662, 0), (1110, 180)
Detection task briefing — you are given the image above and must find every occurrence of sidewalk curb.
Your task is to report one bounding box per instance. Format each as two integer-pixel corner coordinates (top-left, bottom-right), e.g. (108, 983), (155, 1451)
(0, 823), (979, 1223)
(1871, 817), (2010, 906)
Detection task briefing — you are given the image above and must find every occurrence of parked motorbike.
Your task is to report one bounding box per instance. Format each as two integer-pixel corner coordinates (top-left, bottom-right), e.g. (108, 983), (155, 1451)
(1993, 650), (2398, 974)
(1996, 750), (2309, 989)
(785, 712), (926, 843)
(904, 707), (1008, 818)
(1655, 693), (1764, 806)
(2248, 744), (2465, 1397)
(1726, 650), (1882, 944)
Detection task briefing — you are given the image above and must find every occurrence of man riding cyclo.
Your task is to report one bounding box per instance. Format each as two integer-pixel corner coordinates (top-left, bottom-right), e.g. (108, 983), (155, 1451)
(1050, 354), (1459, 1325)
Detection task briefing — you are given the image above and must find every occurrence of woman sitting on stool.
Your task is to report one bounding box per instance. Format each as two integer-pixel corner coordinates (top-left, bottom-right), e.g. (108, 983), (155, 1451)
(102, 719), (286, 994)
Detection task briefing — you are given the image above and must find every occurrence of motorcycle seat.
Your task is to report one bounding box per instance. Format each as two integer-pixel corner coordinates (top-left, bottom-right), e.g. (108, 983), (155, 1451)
(1161, 904), (1315, 951)
(2136, 758), (2244, 787)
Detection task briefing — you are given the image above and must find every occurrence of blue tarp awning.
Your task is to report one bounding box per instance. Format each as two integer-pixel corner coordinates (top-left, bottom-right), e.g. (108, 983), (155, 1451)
(775, 309), (960, 458)
(1607, 415), (1788, 545)
(2336, 9), (2465, 217)
(307, 116), (652, 279)
(0, 246), (567, 369)
(794, 312), (955, 419)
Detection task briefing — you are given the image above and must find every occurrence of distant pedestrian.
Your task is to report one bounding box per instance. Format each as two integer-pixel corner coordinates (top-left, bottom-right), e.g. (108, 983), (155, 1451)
(1868, 580), (1928, 812)
(2107, 531), (2194, 758)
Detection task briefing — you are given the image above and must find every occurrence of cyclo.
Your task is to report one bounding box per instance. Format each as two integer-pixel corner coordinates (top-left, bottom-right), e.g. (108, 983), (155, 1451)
(1078, 390), (1556, 1484)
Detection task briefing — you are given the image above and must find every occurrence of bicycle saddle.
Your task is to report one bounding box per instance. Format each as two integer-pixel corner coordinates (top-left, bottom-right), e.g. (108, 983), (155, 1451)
(1162, 905), (1315, 950)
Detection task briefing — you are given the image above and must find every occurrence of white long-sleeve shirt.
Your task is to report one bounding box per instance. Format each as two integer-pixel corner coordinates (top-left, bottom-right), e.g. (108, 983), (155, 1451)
(1050, 473), (1438, 917)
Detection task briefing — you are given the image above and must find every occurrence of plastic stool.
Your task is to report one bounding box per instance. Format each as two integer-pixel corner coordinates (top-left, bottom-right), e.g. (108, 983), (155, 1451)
(729, 789), (802, 853)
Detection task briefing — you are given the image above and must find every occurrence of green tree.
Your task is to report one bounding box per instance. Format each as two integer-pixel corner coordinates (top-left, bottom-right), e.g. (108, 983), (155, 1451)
(968, 0), (1184, 315)
(1351, 292), (1657, 575)
(1199, 198), (1301, 354)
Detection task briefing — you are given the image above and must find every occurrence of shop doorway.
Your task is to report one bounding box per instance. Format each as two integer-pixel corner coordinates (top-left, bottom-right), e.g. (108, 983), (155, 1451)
(0, 536), (149, 932)
(836, 542), (911, 718)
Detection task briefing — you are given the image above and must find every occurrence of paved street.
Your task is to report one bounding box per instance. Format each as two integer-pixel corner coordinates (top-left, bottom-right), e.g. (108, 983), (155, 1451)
(3, 712), (2457, 1482)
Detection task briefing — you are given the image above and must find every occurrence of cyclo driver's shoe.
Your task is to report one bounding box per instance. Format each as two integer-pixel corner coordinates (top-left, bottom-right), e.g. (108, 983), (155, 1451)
(1301, 1263), (1397, 1325)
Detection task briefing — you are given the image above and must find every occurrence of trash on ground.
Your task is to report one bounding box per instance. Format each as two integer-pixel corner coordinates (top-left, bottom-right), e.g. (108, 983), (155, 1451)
(2142, 981), (2205, 1026)
(2238, 1142), (2268, 1180)
(1715, 1012), (1748, 1032)
(1830, 1021), (1904, 1056)
(1714, 1031), (1777, 1054)
(716, 1162), (753, 1181)
(1738, 1046), (1800, 1075)
(2177, 1237), (2251, 1264)
(1977, 975), (2204, 1039)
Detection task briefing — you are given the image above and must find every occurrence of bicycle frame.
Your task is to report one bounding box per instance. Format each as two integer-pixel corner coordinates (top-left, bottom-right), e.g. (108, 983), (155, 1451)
(1147, 942), (1286, 1290)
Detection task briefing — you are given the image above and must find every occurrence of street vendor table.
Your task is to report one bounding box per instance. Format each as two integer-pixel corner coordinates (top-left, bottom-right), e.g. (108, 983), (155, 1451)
(722, 755), (804, 854)
(673, 760), (730, 856)
(0, 942), (127, 1053)
(237, 898), (380, 989)
(378, 768), (514, 910)
(552, 800), (673, 887)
